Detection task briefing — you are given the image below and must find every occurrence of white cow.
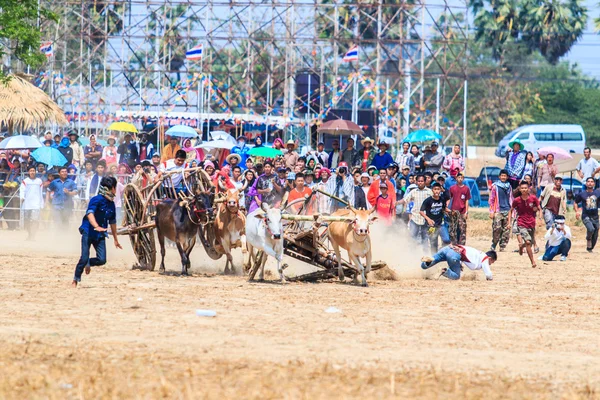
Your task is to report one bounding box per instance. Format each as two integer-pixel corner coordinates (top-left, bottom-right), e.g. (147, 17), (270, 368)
(245, 203), (286, 282)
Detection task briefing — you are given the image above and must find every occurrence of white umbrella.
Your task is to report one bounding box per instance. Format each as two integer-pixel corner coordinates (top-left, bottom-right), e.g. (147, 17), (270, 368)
(196, 139), (235, 150)
(209, 130), (234, 141)
(0, 135), (43, 150)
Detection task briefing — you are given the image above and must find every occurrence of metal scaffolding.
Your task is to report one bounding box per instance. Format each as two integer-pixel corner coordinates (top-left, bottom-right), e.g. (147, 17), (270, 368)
(32, 0), (469, 145)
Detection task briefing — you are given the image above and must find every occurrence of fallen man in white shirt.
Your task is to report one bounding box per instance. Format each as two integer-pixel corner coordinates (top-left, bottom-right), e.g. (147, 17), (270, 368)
(421, 244), (496, 281)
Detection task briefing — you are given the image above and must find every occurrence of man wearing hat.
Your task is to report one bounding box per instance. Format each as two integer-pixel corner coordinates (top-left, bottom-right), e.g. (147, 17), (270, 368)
(504, 139), (527, 189)
(354, 137), (376, 172)
(540, 215), (571, 262)
(137, 133), (155, 161)
(370, 140), (394, 171)
(231, 136), (250, 168)
(422, 141), (444, 174)
(225, 153), (242, 172)
(283, 140), (299, 169)
(539, 175), (567, 230)
(68, 131), (85, 168)
(395, 141), (415, 175)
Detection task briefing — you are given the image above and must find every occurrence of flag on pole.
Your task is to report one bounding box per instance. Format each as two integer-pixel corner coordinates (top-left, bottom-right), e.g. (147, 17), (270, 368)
(186, 44), (203, 60)
(40, 41), (53, 57)
(343, 45), (358, 62)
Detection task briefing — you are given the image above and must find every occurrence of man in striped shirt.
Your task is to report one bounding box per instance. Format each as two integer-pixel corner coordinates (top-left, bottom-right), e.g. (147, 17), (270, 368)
(399, 174), (432, 248)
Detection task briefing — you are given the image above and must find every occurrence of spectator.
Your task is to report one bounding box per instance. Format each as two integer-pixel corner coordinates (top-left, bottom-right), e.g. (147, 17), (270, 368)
(341, 138), (358, 167)
(574, 177), (600, 253)
(102, 136), (119, 165)
(53, 134), (61, 148)
(442, 144), (465, 177)
(225, 153), (242, 173)
(57, 136), (74, 167)
(354, 172), (370, 210)
(180, 138), (197, 163)
(354, 137), (376, 172)
(231, 136), (250, 167)
(272, 138), (284, 151)
(118, 134), (139, 168)
(576, 147), (600, 184)
(540, 215), (571, 262)
(305, 155), (318, 172)
(287, 172), (313, 214)
(395, 141), (415, 175)
(489, 170), (513, 252)
(328, 139), (342, 169)
(304, 170), (316, 189)
(241, 169), (256, 210)
(151, 152), (161, 169)
(314, 168), (331, 213)
(448, 172), (471, 245)
(367, 168), (395, 207)
(374, 181), (394, 225)
(283, 140), (300, 169)
(510, 181), (541, 268)
(540, 176), (566, 230)
(411, 144), (422, 173)
(370, 141), (394, 171)
(537, 153), (557, 194)
(68, 131), (85, 168)
(504, 139), (527, 189)
(47, 166), (78, 228)
(137, 133), (155, 161)
(249, 161), (278, 211)
(253, 136), (264, 148)
(20, 165), (44, 241)
(420, 182), (451, 253)
(325, 161), (354, 212)
(523, 152), (536, 186)
(399, 175), (433, 248)
(161, 136), (180, 162)
(422, 141), (444, 174)
(84, 134), (103, 168)
(245, 157), (254, 172)
(85, 160), (107, 201)
(312, 142), (329, 167)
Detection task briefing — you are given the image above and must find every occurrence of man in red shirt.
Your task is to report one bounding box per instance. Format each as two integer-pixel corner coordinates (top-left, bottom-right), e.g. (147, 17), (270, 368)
(448, 173), (471, 245)
(509, 180), (541, 268)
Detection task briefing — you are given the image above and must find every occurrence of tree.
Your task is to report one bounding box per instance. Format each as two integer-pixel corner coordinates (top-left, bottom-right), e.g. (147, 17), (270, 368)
(0, 0), (57, 80)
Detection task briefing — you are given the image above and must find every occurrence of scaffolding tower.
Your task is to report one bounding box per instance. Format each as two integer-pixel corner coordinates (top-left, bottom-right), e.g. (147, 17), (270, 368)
(32, 0), (469, 147)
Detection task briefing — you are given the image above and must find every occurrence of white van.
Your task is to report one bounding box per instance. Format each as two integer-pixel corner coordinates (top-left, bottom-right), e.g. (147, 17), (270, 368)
(495, 124), (586, 157)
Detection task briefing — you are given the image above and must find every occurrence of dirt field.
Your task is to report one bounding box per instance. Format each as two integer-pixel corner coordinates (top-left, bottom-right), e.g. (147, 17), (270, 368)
(1, 215), (599, 399)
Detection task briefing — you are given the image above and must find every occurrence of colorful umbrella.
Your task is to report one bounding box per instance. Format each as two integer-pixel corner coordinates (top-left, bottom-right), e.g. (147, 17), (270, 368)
(536, 146), (573, 161)
(317, 119), (363, 136)
(165, 125), (199, 138)
(108, 121), (138, 133)
(31, 146), (68, 168)
(248, 147), (283, 158)
(404, 129), (442, 143)
(0, 135), (42, 150)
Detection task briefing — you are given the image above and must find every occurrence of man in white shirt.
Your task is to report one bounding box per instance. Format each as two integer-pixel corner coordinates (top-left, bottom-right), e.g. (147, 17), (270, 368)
(576, 147), (600, 183)
(20, 165), (44, 240)
(540, 215), (572, 262)
(421, 244), (496, 280)
(311, 142), (329, 167)
(157, 149), (188, 198)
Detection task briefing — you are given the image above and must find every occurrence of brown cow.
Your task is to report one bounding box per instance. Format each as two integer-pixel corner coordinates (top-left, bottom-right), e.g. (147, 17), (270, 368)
(328, 207), (378, 286)
(214, 188), (246, 274)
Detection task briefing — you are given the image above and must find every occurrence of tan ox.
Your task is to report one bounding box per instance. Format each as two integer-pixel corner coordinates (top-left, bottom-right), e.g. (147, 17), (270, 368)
(328, 207), (378, 287)
(214, 188), (246, 274)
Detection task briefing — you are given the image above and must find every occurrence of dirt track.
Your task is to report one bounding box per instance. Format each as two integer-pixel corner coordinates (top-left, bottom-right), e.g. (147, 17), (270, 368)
(0, 218), (599, 399)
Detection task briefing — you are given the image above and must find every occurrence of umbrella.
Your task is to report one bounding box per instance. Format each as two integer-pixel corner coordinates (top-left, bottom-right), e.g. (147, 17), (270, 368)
(165, 125), (198, 138)
(248, 147), (283, 158)
(317, 119), (363, 136)
(31, 146), (68, 168)
(108, 121), (138, 133)
(404, 129), (442, 143)
(196, 140), (235, 150)
(79, 137), (108, 147)
(536, 146), (572, 161)
(209, 130), (232, 140)
(0, 135), (42, 150)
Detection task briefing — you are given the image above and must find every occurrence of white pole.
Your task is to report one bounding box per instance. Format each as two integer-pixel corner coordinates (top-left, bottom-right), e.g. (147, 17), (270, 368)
(307, 73), (311, 148)
(435, 78), (440, 134)
(266, 73), (271, 144)
(463, 80), (468, 159)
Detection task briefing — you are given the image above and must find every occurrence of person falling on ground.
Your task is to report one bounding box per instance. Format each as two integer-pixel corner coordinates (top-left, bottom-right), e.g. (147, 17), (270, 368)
(421, 244), (496, 281)
(509, 180), (541, 268)
(72, 176), (122, 287)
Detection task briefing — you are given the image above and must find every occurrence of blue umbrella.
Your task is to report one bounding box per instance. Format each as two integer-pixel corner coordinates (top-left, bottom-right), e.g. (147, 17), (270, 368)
(404, 129), (442, 143)
(31, 147), (68, 168)
(165, 125), (199, 138)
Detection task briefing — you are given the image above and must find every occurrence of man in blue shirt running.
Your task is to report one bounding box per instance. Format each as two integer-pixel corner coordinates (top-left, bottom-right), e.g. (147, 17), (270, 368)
(72, 176), (122, 287)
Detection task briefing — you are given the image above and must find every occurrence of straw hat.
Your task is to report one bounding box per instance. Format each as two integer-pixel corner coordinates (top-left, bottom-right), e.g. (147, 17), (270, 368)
(360, 137), (375, 146)
(226, 153), (242, 164)
(285, 139), (298, 149)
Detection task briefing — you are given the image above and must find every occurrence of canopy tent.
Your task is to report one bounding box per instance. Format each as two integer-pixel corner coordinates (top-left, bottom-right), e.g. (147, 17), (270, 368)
(0, 74), (67, 133)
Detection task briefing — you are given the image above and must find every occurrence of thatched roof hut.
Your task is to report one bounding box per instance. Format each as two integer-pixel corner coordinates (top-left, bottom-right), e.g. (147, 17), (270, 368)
(0, 74), (67, 133)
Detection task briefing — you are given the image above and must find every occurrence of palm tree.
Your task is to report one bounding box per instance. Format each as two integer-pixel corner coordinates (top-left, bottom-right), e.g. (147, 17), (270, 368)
(470, 0), (521, 63)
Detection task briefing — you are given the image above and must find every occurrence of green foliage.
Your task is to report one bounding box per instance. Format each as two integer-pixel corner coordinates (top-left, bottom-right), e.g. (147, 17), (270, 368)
(0, 0), (57, 80)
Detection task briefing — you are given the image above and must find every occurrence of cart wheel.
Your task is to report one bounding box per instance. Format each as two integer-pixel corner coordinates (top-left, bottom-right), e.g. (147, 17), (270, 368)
(123, 184), (156, 270)
(198, 223), (223, 260)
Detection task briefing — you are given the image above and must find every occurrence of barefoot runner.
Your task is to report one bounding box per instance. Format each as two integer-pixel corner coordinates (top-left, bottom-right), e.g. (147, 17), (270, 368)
(509, 181), (541, 268)
(72, 176), (122, 287)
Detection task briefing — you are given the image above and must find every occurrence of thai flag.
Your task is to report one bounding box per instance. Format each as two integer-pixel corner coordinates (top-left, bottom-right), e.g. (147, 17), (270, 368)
(186, 44), (203, 60)
(40, 41), (53, 57)
(343, 45), (358, 62)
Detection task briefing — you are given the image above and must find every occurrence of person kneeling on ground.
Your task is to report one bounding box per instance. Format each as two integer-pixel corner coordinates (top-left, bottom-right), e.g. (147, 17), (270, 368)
(540, 215), (571, 262)
(421, 244), (496, 281)
(72, 176), (123, 287)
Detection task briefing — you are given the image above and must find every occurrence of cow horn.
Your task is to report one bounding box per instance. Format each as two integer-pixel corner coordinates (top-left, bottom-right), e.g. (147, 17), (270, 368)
(261, 202), (270, 212)
(348, 206), (358, 214)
